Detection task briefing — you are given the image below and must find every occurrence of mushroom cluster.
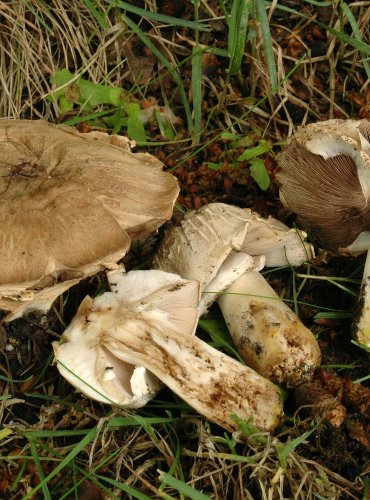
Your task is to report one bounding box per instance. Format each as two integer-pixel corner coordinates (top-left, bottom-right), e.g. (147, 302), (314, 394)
(0, 119), (179, 320)
(277, 119), (370, 348)
(2, 119), (329, 432)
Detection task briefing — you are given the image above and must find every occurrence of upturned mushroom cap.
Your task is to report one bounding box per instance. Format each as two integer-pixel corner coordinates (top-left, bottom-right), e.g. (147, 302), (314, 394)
(53, 270), (199, 408)
(154, 203), (254, 290)
(0, 119), (179, 319)
(276, 119), (370, 253)
(53, 269), (283, 431)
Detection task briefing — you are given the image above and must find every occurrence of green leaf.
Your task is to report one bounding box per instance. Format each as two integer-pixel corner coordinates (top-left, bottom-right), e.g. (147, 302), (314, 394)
(51, 69), (125, 110)
(237, 140), (271, 161)
(250, 158), (270, 190)
(155, 109), (175, 140)
(198, 317), (245, 362)
(126, 102), (147, 142)
(220, 131), (239, 141)
(207, 162), (223, 170)
(231, 414), (268, 445)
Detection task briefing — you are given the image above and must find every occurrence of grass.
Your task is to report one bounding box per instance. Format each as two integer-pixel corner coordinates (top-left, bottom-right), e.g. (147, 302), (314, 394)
(0, 0), (370, 498)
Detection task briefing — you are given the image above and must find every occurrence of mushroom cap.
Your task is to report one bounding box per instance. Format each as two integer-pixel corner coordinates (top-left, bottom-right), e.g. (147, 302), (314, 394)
(154, 202), (312, 309)
(276, 119), (370, 253)
(0, 119), (179, 317)
(154, 203), (254, 291)
(53, 269), (200, 407)
(240, 215), (314, 266)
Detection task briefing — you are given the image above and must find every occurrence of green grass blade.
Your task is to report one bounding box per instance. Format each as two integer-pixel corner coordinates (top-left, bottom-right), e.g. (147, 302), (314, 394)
(318, 23), (370, 54)
(276, 428), (316, 468)
(22, 427), (97, 499)
(108, 416), (182, 428)
(10, 461), (27, 493)
(191, 0), (202, 145)
(191, 46), (203, 144)
(228, 0), (250, 75)
(26, 430), (91, 438)
(120, 13), (194, 134)
(81, 0), (109, 29)
(29, 439), (51, 500)
(340, 1), (370, 79)
(159, 471), (211, 500)
(254, 0), (278, 91)
(104, 0), (207, 30)
(303, 0), (332, 5)
(96, 475), (152, 500)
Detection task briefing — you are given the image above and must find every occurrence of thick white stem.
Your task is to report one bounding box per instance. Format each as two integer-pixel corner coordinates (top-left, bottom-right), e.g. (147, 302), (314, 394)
(353, 248), (370, 348)
(217, 270), (322, 387)
(104, 310), (283, 432)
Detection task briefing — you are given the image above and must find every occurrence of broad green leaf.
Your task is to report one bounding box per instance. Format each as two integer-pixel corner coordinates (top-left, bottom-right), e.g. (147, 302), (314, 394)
(250, 158), (270, 190)
(126, 102), (147, 142)
(237, 140), (271, 161)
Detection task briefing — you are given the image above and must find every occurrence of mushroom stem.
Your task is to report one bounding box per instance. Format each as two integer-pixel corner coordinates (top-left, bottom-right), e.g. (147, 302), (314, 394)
(216, 269), (322, 386)
(88, 307), (283, 432)
(354, 249), (370, 348)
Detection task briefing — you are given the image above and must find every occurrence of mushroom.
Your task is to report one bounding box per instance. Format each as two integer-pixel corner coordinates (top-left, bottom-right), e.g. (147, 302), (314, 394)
(154, 203), (321, 386)
(0, 119), (179, 320)
(276, 119), (370, 348)
(53, 269), (283, 432)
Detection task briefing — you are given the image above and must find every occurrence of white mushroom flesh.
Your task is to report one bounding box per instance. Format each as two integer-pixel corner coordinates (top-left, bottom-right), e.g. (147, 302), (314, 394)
(53, 270), (199, 408)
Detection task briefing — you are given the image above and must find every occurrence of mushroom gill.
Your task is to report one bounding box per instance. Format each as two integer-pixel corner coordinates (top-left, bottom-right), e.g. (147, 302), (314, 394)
(277, 141), (370, 251)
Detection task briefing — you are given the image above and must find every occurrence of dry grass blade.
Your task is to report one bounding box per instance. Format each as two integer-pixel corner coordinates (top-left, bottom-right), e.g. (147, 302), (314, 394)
(0, 0), (117, 118)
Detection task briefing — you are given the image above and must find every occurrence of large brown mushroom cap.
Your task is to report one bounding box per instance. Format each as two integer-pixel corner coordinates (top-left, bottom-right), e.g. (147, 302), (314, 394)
(276, 119), (370, 252)
(0, 119), (179, 317)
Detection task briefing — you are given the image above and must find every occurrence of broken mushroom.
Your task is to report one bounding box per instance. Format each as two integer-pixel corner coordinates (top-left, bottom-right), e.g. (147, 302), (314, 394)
(53, 269), (283, 432)
(0, 119), (179, 320)
(154, 203), (321, 386)
(277, 119), (370, 348)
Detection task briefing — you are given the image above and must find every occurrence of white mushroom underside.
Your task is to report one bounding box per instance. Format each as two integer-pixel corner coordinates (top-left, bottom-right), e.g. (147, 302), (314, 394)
(54, 270), (200, 408)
